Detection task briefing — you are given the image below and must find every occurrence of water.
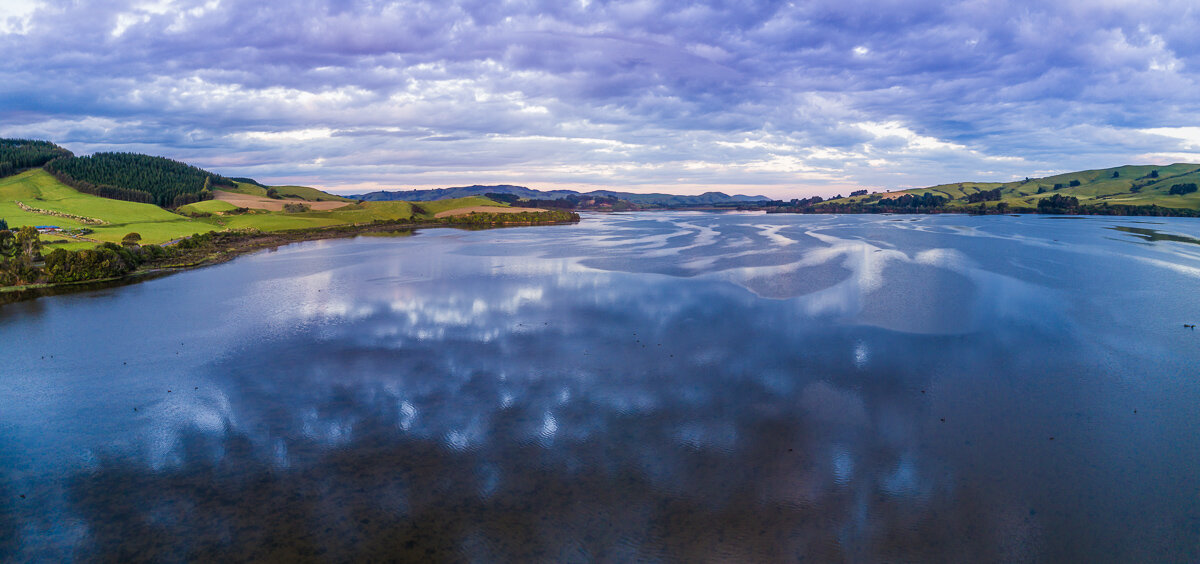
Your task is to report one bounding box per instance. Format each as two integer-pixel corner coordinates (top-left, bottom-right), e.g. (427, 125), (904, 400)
(2, 212), (1199, 562)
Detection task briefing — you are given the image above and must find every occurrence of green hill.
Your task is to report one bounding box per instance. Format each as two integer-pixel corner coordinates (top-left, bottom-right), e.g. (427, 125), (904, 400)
(222, 181), (352, 202)
(825, 163), (1200, 212)
(272, 185), (354, 202)
(0, 169), (210, 250)
(0, 139), (73, 178)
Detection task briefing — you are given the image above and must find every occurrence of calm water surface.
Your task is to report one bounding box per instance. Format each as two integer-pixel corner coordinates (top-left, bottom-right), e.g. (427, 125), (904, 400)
(2, 212), (1200, 562)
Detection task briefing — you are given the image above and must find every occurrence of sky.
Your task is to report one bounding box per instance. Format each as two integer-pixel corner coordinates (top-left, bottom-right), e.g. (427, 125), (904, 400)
(2, 0), (1200, 198)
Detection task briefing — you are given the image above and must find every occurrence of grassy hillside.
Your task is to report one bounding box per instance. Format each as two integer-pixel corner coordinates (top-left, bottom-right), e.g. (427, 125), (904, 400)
(0, 170), (206, 250)
(419, 196), (503, 215)
(223, 181), (269, 197)
(177, 199), (239, 214)
(827, 163), (1200, 211)
(222, 181), (351, 202)
(272, 185), (354, 202)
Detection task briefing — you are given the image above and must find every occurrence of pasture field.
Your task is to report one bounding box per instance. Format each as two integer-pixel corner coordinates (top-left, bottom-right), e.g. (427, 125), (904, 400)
(434, 205), (545, 218)
(214, 190), (352, 212)
(223, 181), (269, 197)
(222, 181), (351, 202)
(418, 196), (505, 216)
(211, 213), (348, 231)
(0, 170), (208, 244)
(272, 185), (354, 202)
(178, 200), (239, 214)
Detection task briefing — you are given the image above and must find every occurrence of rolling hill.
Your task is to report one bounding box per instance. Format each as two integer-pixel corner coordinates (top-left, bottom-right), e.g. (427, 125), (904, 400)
(352, 185), (771, 206)
(822, 163), (1200, 212)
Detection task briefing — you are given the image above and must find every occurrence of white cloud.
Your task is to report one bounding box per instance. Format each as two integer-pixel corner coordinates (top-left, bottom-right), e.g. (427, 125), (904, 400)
(0, 0), (42, 34)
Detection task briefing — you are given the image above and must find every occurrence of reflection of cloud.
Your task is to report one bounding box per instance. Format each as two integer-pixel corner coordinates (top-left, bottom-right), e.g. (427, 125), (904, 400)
(801, 381), (868, 428)
(9, 213), (1196, 560)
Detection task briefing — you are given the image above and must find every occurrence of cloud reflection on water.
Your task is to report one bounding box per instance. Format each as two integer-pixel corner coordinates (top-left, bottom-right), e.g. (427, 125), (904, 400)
(3, 213), (1200, 561)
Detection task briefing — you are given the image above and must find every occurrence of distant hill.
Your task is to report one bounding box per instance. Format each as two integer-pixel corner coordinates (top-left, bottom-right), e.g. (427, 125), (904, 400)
(354, 185), (579, 202)
(816, 163), (1200, 213)
(350, 185), (771, 206)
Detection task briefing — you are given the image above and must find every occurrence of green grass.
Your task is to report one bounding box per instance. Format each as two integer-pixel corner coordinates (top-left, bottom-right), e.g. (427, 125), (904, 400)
(178, 199), (239, 214)
(0, 170), (214, 244)
(210, 213), (347, 231)
(222, 181), (268, 197)
(292, 201), (415, 222)
(417, 196), (504, 215)
(220, 181), (351, 202)
(271, 185), (353, 202)
(1, 169), (186, 224)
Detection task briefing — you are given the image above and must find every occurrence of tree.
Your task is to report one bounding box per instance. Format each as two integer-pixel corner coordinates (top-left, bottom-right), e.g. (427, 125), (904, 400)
(1037, 194), (1080, 213)
(1112, 171), (1120, 178)
(0, 218), (7, 231)
(1169, 183), (1198, 195)
(0, 229), (14, 257)
(966, 188), (1002, 203)
(995, 202), (1010, 213)
(266, 188), (281, 199)
(1069, 179), (1081, 187)
(15, 226), (41, 262)
(1150, 170), (1159, 178)
(122, 232), (142, 246)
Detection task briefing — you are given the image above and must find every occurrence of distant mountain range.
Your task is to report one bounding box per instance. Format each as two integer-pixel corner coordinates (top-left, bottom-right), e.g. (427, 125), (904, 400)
(348, 185), (772, 206)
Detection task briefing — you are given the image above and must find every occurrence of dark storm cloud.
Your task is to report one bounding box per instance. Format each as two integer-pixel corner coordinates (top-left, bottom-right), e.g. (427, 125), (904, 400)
(1, 0), (1198, 196)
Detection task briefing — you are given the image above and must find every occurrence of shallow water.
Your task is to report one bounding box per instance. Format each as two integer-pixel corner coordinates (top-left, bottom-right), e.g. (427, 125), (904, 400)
(2, 212), (1199, 562)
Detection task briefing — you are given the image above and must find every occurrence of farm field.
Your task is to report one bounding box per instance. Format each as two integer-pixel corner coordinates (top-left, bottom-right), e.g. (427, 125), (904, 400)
(213, 190), (352, 211)
(177, 199), (239, 214)
(0, 170), (206, 247)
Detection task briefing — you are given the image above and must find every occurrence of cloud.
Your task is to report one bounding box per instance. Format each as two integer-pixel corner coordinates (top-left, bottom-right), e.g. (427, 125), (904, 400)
(0, 0), (1198, 197)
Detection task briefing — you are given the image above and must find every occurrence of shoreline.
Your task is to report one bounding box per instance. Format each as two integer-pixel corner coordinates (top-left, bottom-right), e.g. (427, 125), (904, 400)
(1, 215), (579, 305)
